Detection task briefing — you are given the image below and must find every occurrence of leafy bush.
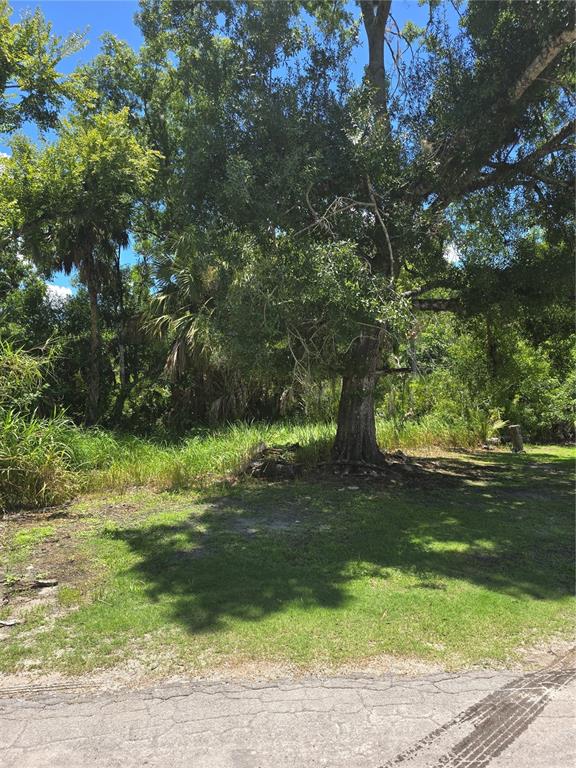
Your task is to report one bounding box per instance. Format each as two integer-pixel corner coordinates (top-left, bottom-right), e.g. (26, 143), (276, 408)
(404, 319), (575, 443)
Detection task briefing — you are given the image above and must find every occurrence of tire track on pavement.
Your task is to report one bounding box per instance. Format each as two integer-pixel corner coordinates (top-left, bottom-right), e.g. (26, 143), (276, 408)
(381, 651), (576, 768)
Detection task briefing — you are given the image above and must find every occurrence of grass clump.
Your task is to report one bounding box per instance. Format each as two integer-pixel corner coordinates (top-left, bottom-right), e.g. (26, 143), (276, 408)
(0, 410), (79, 510)
(0, 524), (56, 589)
(11, 525), (55, 556)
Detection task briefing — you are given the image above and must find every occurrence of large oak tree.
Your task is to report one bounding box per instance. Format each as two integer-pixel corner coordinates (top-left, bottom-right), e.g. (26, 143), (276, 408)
(86, 0), (574, 461)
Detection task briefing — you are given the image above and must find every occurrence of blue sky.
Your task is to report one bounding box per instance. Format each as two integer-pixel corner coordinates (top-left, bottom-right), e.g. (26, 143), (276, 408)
(6, 1), (456, 290)
(10, 0), (142, 75)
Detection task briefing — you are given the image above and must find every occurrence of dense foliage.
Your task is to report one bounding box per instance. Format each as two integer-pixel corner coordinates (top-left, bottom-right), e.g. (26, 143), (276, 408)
(0, 0), (573, 507)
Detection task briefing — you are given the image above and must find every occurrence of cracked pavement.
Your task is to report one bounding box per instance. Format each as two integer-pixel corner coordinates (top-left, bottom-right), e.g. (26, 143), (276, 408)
(1, 655), (575, 768)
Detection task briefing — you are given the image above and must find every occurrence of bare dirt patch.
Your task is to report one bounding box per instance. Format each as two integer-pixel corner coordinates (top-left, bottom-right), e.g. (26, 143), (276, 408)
(0, 495), (157, 628)
(0, 529), (94, 640)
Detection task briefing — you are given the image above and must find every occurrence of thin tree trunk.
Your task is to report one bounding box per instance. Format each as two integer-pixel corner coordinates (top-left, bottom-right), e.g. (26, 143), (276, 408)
(85, 271), (101, 425)
(486, 316), (497, 378)
(331, 329), (385, 467)
(114, 336), (128, 420)
(112, 251), (129, 424)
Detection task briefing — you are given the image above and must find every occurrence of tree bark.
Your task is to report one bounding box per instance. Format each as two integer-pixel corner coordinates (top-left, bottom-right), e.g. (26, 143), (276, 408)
(85, 269), (101, 425)
(508, 424), (525, 453)
(332, 329), (386, 467)
(329, 3), (393, 468)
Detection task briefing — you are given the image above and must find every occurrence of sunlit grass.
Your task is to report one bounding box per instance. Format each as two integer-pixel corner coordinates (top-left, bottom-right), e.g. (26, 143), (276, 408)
(69, 418), (482, 495)
(1, 447), (573, 675)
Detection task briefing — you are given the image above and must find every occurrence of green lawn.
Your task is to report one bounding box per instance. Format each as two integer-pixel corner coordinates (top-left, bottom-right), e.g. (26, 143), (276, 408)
(1, 445), (574, 676)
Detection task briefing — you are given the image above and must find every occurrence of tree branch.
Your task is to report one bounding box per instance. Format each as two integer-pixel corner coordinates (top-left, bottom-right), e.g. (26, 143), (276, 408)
(411, 297), (462, 313)
(469, 120), (575, 192)
(367, 175), (395, 279)
(510, 28), (576, 104)
(401, 280), (455, 299)
(418, 26), (576, 207)
(375, 366), (412, 376)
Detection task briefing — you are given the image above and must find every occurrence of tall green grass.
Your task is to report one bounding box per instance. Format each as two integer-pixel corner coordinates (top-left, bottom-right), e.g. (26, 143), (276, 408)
(0, 410), (79, 509)
(81, 423), (334, 493)
(0, 414), (481, 511)
(376, 414), (478, 451)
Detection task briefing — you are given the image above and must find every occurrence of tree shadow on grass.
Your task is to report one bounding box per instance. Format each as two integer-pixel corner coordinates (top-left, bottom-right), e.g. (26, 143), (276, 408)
(109, 454), (575, 634)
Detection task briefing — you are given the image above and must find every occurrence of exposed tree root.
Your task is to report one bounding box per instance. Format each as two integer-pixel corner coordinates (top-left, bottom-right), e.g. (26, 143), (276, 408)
(325, 450), (410, 475)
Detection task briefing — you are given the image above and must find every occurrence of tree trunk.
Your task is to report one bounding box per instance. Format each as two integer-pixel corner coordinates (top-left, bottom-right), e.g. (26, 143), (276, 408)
(330, 2), (391, 470)
(486, 316), (497, 377)
(509, 424), (525, 453)
(85, 271), (101, 425)
(112, 251), (130, 424)
(360, 1), (391, 117)
(331, 329), (385, 467)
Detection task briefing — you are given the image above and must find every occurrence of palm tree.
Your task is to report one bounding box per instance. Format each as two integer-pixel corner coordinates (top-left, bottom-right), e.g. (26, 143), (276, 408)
(6, 110), (159, 422)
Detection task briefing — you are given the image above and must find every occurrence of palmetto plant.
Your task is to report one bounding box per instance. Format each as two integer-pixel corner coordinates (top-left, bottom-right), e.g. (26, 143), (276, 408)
(148, 232), (252, 424)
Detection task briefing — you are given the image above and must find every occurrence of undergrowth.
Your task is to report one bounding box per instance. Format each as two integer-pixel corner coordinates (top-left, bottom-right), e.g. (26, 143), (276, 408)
(1, 415), (482, 510)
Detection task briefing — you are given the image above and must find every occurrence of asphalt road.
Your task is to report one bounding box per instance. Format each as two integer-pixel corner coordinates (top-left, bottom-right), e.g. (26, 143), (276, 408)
(1, 655), (574, 767)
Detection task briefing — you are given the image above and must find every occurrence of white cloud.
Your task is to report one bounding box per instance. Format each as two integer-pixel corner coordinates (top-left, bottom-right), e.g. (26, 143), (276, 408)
(45, 283), (73, 307)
